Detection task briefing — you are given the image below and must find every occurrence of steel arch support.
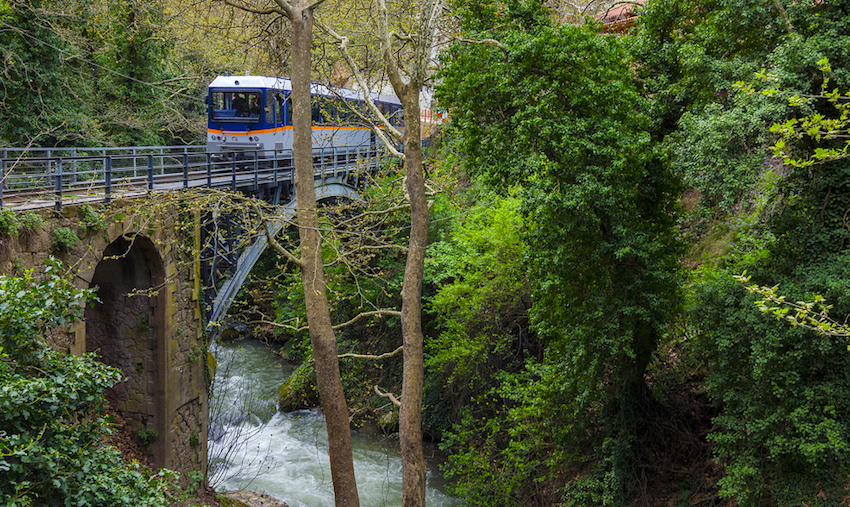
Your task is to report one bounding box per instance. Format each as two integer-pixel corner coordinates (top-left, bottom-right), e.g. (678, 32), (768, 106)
(205, 182), (361, 335)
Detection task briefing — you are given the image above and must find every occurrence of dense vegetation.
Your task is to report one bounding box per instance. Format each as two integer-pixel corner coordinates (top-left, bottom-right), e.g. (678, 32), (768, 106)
(4, 0), (850, 505)
(263, 0), (850, 505)
(0, 0), (211, 147)
(0, 261), (178, 506)
(428, 1), (850, 504)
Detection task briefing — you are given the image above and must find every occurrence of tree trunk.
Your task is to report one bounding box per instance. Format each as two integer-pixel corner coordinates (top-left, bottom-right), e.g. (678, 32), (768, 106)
(398, 91), (428, 507)
(290, 4), (359, 506)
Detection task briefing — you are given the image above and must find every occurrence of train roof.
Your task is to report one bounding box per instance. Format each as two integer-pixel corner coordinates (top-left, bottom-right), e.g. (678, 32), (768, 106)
(208, 75), (401, 106)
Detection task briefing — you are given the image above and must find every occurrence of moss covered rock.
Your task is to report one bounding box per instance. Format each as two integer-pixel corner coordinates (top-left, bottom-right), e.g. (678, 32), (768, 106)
(278, 362), (319, 412)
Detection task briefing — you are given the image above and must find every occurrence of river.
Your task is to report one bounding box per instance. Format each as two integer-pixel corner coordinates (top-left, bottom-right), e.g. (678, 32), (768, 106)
(208, 337), (462, 507)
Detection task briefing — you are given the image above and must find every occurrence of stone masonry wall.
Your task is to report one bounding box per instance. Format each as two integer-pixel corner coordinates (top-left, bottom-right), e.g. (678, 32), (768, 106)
(0, 203), (208, 483)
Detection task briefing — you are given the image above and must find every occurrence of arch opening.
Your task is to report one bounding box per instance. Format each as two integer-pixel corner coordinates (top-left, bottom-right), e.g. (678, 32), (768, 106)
(85, 235), (166, 468)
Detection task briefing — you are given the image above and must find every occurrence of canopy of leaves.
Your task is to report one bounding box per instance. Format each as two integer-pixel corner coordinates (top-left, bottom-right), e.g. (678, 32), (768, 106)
(437, 6), (683, 503)
(630, 0), (850, 504)
(0, 0), (206, 147)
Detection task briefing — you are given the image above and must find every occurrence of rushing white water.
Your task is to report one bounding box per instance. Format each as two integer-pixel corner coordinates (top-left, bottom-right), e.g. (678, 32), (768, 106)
(208, 338), (462, 507)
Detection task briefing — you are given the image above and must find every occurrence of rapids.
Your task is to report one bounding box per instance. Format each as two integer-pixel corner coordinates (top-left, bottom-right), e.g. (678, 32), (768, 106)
(208, 338), (462, 507)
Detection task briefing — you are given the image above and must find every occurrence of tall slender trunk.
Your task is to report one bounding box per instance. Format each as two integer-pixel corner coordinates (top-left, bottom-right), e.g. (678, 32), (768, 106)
(399, 91), (428, 507)
(290, 4), (359, 506)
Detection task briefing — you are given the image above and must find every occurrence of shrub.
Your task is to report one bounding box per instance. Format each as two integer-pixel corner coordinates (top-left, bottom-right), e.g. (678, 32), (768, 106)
(0, 208), (19, 235)
(0, 259), (180, 506)
(690, 265), (850, 506)
(50, 226), (80, 252)
(136, 427), (158, 449)
(18, 211), (43, 232)
(79, 203), (107, 232)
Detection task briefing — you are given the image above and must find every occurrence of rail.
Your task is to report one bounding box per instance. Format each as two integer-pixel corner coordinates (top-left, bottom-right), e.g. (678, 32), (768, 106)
(0, 144), (383, 210)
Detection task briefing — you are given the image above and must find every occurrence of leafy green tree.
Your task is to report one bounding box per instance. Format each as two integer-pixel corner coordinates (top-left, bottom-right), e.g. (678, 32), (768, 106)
(689, 266), (850, 506)
(633, 0), (850, 219)
(631, 2), (850, 504)
(437, 4), (683, 503)
(0, 0), (204, 147)
(0, 0), (96, 145)
(0, 260), (177, 506)
(424, 191), (534, 429)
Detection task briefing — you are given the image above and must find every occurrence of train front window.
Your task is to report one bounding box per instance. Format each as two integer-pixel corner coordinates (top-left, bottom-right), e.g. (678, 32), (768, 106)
(210, 91), (262, 123)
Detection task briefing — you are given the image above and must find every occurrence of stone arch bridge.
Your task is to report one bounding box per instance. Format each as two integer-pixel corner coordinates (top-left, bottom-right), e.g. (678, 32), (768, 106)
(0, 145), (384, 479)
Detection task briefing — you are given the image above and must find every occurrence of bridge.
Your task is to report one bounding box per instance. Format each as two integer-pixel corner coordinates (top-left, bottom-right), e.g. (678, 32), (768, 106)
(1, 143), (385, 329)
(0, 143), (389, 481)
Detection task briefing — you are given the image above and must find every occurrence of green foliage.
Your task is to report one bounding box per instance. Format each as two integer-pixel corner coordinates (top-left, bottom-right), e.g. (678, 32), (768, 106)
(631, 3), (850, 504)
(634, 0), (850, 221)
(188, 344), (204, 362)
(664, 94), (788, 216)
(49, 227), (80, 253)
(138, 314), (151, 332)
(18, 211), (43, 233)
(136, 428), (158, 449)
(755, 57), (850, 168)
(0, 210), (43, 238)
(0, 0), (206, 147)
(438, 11), (683, 504)
(0, 209), (20, 236)
(735, 272), (850, 341)
(0, 259), (180, 506)
(689, 265), (850, 506)
(79, 204), (107, 233)
(424, 191), (534, 433)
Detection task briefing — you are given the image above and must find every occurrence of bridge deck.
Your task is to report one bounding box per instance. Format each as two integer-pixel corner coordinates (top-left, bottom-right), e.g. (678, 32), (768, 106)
(0, 145), (381, 210)
(1, 143), (390, 334)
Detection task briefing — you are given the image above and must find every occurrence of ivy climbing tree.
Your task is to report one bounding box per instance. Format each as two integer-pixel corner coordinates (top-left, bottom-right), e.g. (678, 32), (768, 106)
(437, 3), (683, 503)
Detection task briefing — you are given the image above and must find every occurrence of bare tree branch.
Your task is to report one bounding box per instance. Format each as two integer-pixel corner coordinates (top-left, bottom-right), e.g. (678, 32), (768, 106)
(249, 309), (400, 333)
(216, 0), (285, 16)
(333, 309), (401, 331)
(252, 202), (303, 267)
(456, 36), (508, 53)
(307, 0), (330, 10)
(315, 19), (405, 157)
(339, 344), (403, 360)
(374, 384), (402, 407)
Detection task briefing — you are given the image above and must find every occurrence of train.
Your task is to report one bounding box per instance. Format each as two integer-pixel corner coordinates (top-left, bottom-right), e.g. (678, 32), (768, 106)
(205, 75), (403, 159)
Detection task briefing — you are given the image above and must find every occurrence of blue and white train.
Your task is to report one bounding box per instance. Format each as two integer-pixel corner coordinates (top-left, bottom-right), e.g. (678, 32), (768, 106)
(206, 75), (402, 159)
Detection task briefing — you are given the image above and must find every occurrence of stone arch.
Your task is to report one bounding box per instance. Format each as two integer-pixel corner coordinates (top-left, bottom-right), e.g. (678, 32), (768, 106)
(85, 234), (167, 468)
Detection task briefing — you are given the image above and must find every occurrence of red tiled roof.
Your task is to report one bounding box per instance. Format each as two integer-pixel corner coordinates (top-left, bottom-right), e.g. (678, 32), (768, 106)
(598, 0), (645, 33)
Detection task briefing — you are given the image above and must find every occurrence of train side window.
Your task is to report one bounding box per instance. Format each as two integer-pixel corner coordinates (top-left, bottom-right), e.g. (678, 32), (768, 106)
(286, 95), (293, 126)
(276, 93), (284, 126)
(265, 92), (274, 124)
(311, 97), (323, 124)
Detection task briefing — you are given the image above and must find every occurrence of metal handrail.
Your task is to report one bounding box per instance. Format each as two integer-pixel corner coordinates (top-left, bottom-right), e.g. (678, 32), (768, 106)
(0, 144), (384, 210)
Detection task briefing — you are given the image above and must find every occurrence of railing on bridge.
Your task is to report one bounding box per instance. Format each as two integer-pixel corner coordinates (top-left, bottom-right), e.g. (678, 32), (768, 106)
(0, 144), (382, 210)
(1, 143), (392, 331)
